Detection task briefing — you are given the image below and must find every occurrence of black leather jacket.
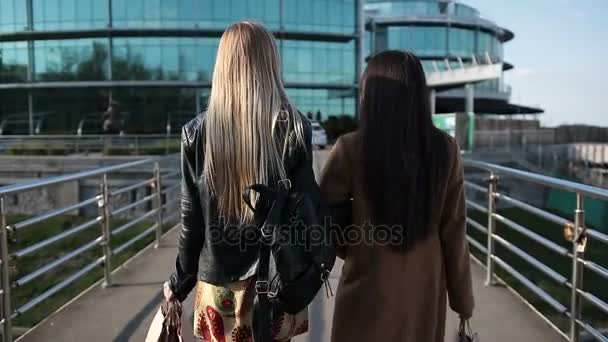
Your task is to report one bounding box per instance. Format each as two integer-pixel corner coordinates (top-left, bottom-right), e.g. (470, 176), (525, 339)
(168, 112), (319, 301)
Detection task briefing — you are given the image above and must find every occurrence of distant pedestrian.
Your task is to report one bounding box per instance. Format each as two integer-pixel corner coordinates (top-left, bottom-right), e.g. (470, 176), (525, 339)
(320, 50), (474, 342)
(102, 102), (123, 134)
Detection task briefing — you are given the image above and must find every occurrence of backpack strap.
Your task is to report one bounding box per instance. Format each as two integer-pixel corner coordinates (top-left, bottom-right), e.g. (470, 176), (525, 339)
(243, 183), (289, 342)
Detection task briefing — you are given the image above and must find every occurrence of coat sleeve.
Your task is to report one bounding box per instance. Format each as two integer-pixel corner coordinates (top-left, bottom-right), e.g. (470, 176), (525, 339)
(169, 126), (204, 302)
(319, 137), (352, 258)
(440, 140), (474, 319)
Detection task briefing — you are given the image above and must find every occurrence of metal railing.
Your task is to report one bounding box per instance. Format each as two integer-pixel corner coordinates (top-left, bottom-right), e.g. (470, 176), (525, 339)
(0, 155), (180, 341)
(463, 159), (608, 342)
(0, 134), (180, 156)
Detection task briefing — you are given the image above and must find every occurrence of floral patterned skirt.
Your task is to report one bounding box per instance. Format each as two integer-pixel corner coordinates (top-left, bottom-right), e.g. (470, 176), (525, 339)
(193, 278), (308, 342)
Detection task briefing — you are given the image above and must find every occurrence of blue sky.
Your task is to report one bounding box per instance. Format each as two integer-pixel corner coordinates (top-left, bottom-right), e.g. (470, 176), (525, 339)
(464, 0), (607, 127)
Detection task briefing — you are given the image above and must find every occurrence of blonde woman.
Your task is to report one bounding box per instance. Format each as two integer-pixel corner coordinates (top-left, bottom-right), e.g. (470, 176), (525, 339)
(164, 22), (317, 341)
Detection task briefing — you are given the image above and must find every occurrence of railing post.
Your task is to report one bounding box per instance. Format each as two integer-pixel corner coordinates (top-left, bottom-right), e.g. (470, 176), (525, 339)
(485, 172), (498, 286)
(99, 174), (112, 287)
(569, 193), (585, 342)
(154, 162), (163, 248)
(0, 197), (13, 342)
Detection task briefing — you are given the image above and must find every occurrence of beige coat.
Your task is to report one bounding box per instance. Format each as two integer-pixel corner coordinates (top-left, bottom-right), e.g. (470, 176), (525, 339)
(320, 132), (474, 342)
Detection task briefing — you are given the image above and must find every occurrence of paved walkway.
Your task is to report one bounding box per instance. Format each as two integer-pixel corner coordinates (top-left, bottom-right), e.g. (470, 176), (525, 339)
(16, 226), (564, 342)
(16, 151), (565, 341)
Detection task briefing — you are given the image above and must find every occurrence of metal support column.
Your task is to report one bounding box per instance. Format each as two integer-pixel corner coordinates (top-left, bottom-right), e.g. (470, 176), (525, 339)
(154, 162), (163, 248)
(107, 0), (114, 105)
(465, 83), (475, 151)
(26, 0), (35, 136)
(569, 193), (585, 342)
(354, 0), (365, 120)
(99, 174), (112, 287)
(485, 172), (498, 286)
(0, 197), (12, 342)
(465, 83), (474, 114)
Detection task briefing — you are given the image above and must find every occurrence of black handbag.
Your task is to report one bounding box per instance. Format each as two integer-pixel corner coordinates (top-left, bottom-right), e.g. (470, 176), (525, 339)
(458, 319), (479, 342)
(242, 181), (336, 342)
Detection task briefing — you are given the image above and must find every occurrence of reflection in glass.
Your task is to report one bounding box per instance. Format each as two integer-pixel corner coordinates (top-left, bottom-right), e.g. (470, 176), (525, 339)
(112, 37), (218, 81)
(34, 39), (108, 81)
(387, 26), (447, 57)
(111, 0), (282, 30)
(0, 0), (28, 32)
(287, 88), (356, 119)
(0, 41), (29, 82)
(282, 40), (355, 84)
(32, 0), (108, 30)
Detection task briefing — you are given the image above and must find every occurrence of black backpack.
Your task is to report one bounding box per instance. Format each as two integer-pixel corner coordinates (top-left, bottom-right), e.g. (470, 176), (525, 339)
(242, 181), (336, 342)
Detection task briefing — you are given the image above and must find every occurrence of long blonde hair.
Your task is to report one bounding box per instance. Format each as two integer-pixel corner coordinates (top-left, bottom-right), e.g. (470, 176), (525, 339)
(204, 21), (304, 223)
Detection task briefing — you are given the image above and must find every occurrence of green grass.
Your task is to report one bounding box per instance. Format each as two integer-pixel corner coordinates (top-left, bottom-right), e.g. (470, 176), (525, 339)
(467, 207), (608, 333)
(6, 213), (175, 327)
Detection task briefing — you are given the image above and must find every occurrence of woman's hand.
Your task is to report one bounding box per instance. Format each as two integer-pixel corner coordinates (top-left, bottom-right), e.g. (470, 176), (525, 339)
(163, 281), (174, 302)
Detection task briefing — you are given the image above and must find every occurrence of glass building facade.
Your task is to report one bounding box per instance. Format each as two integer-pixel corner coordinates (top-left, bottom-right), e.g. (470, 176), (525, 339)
(0, 0), (359, 134)
(365, 0), (533, 114)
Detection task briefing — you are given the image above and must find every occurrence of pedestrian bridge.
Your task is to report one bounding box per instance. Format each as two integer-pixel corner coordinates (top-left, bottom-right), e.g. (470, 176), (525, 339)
(0, 151), (606, 342)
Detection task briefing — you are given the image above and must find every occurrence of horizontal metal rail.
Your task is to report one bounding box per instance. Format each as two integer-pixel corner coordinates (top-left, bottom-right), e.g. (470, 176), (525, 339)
(110, 178), (154, 197)
(0, 155), (175, 196)
(492, 213), (570, 257)
(161, 170), (181, 179)
(162, 183), (181, 195)
(464, 159), (608, 201)
(112, 209), (158, 236)
(467, 235), (487, 254)
(464, 180), (487, 194)
(492, 255), (568, 314)
(587, 229), (608, 244)
(493, 192), (571, 227)
(13, 216), (102, 258)
(577, 290), (608, 316)
(574, 320), (608, 342)
(465, 158), (608, 342)
(111, 194), (156, 216)
(466, 217), (487, 234)
(492, 234), (569, 285)
(11, 195), (101, 231)
(465, 200), (487, 213)
(113, 224), (157, 255)
(14, 237), (102, 287)
(581, 259), (608, 281)
(13, 257), (104, 317)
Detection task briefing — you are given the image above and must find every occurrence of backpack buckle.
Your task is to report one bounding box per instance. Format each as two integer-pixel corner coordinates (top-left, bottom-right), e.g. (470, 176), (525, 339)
(278, 179), (291, 190)
(255, 280), (269, 294)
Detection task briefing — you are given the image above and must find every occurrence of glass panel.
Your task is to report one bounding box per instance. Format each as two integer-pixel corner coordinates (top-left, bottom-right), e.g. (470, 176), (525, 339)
(112, 88), (197, 133)
(387, 26), (447, 57)
(33, 88), (109, 133)
(0, 90), (29, 134)
(111, 37), (218, 82)
(33, 39), (108, 81)
(283, 0), (355, 34)
(286, 88), (356, 119)
(281, 40), (356, 84)
(448, 27), (475, 57)
(32, 0), (108, 30)
(0, 41), (29, 82)
(0, 0), (28, 32)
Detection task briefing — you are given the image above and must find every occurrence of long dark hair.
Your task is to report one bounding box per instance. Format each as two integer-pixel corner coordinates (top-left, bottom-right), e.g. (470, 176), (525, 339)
(359, 50), (449, 250)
